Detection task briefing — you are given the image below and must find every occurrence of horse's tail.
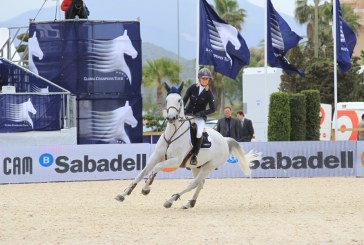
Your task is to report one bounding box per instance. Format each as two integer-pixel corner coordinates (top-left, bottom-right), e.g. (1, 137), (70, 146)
(226, 138), (262, 176)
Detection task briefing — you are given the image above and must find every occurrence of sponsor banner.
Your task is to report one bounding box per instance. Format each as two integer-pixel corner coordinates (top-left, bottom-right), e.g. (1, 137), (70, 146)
(77, 97), (142, 144)
(0, 141), (359, 184)
(29, 21), (142, 96)
(0, 144), (151, 184)
(356, 141), (364, 177)
(241, 141), (356, 177)
(0, 94), (62, 132)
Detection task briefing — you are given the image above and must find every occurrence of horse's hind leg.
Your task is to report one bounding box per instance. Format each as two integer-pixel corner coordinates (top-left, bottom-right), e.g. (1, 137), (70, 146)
(164, 163), (214, 209)
(181, 168), (205, 209)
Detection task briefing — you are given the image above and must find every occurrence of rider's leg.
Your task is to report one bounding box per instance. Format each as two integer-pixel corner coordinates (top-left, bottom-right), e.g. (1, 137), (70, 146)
(190, 118), (205, 165)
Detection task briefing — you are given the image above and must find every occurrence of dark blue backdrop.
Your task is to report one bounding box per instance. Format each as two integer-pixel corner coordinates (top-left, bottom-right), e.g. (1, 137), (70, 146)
(29, 20), (143, 144)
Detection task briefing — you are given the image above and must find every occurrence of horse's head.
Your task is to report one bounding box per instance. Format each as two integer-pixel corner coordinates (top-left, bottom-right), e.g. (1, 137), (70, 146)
(163, 82), (184, 123)
(123, 101), (138, 128)
(29, 32), (44, 60)
(118, 30), (138, 59)
(26, 98), (37, 115)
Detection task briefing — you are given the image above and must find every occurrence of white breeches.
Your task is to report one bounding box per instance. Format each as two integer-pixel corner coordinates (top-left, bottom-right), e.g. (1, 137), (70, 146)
(192, 118), (205, 138)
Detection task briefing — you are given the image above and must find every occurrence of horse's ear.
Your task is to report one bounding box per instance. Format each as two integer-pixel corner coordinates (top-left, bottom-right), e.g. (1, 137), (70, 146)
(125, 101), (129, 106)
(164, 81), (171, 93)
(32, 32), (36, 38)
(122, 30), (128, 36)
(177, 82), (184, 94)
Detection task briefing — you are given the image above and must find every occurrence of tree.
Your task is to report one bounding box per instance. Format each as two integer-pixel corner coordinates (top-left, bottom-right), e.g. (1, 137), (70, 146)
(283, 1), (364, 106)
(142, 58), (181, 114)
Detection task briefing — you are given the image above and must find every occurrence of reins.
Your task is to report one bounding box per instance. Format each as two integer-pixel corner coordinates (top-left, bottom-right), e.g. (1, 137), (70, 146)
(163, 118), (190, 160)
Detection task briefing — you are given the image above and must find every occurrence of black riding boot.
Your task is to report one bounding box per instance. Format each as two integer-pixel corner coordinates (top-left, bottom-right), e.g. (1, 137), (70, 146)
(190, 137), (203, 165)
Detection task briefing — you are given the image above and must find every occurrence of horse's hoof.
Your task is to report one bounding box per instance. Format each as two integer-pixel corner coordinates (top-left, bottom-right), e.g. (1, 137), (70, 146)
(181, 205), (189, 209)
(163, 201), (173, 208)
(114, 195), (125, 202)
(141, 189), (150, 196)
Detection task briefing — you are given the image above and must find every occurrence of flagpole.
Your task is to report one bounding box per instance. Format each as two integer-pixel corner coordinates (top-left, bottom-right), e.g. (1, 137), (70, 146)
(264, 0), (268, 68)
(264, 0), (268, 141)
(333, 0), (338, 140)
(196, 0), (200, 81)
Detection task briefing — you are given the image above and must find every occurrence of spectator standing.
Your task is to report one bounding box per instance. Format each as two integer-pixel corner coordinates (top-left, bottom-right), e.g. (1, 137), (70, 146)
(216, 106), (240, 140)
(236, 111), (254, 142)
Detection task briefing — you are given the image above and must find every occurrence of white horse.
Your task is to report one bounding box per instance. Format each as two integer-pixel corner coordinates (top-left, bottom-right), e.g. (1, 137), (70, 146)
(28, 32), (44, 75)
(209, 20), (241, 66)
(87, 30), (138, 84)
(115, 83), (261, 209)
(7, 98), (37, 128)
(90, 101), (138, 143)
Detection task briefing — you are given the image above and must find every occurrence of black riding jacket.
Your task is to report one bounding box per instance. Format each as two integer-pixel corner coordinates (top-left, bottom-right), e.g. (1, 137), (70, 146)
(183, 83), (216, 119)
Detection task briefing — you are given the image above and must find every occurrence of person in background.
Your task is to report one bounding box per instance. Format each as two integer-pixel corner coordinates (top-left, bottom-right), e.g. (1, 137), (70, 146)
(357, 114), (364, 140)
(61, 0), (90, 19)
(183, 67), (216, 165)
(216, 106), (240, 141)
(236, 111), (254, 142)
(61, 0), (72, 16)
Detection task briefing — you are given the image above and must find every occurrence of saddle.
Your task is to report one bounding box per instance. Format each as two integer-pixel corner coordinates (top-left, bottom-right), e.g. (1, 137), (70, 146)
(190, 123), (211, 148)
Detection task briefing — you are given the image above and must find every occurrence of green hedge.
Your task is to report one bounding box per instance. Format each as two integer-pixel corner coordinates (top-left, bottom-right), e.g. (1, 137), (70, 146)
(301, 90), (321, 140)
(268, 92), (291, 141)
(289, 93), (306, 141)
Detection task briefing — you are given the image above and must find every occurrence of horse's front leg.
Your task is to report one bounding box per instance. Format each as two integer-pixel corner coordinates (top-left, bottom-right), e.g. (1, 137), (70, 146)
(141, 157), (181, 196)
(115, 152), (163, 202)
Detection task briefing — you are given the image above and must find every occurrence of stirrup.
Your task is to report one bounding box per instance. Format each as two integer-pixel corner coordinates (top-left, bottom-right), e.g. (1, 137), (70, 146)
(190, 155), (198, 165)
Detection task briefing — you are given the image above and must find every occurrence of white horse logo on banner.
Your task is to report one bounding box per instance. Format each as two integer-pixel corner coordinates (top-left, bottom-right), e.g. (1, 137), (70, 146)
(28, 32), (44, 75)
(209, 20), (241, 66)
(31, 84), (49, 93)
(89, 101), (138, 143)
(87, 30), (138, 84)
(7, 98), (37, 128)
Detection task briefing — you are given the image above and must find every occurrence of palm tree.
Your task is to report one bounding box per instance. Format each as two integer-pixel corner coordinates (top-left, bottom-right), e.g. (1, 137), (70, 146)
(210, 0), (246, 115)
(295, 0), (323, 57)
(142, 58), (181, 113)
(295, 0), (362, 58)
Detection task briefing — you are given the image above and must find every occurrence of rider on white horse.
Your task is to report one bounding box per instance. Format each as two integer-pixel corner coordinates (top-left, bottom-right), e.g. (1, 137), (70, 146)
(183, 67), (216, 165)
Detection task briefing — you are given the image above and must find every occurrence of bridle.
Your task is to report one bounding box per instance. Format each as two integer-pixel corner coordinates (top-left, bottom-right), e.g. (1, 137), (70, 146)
(163, 96), (190, 159)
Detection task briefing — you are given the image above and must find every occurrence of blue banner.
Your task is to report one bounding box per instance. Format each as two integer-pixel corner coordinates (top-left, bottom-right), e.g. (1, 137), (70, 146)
(0, 94), (62, 132)
(28, 21), (143, 144)
(29, 21), (142, 96)
(199, 0), (249, 79)
(267, 0), (304, 76)
(77, 97), (142, 144)
(335, 0), (357, 73)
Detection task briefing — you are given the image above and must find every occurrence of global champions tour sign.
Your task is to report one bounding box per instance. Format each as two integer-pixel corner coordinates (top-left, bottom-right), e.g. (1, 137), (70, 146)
(29, 20), (143, 144)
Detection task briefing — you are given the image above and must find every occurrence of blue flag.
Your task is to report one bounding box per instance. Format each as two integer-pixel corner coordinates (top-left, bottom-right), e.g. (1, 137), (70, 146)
(335, 0), (357, 73)
(267, 0), (304, 76)
(199, 0), (250, 79)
